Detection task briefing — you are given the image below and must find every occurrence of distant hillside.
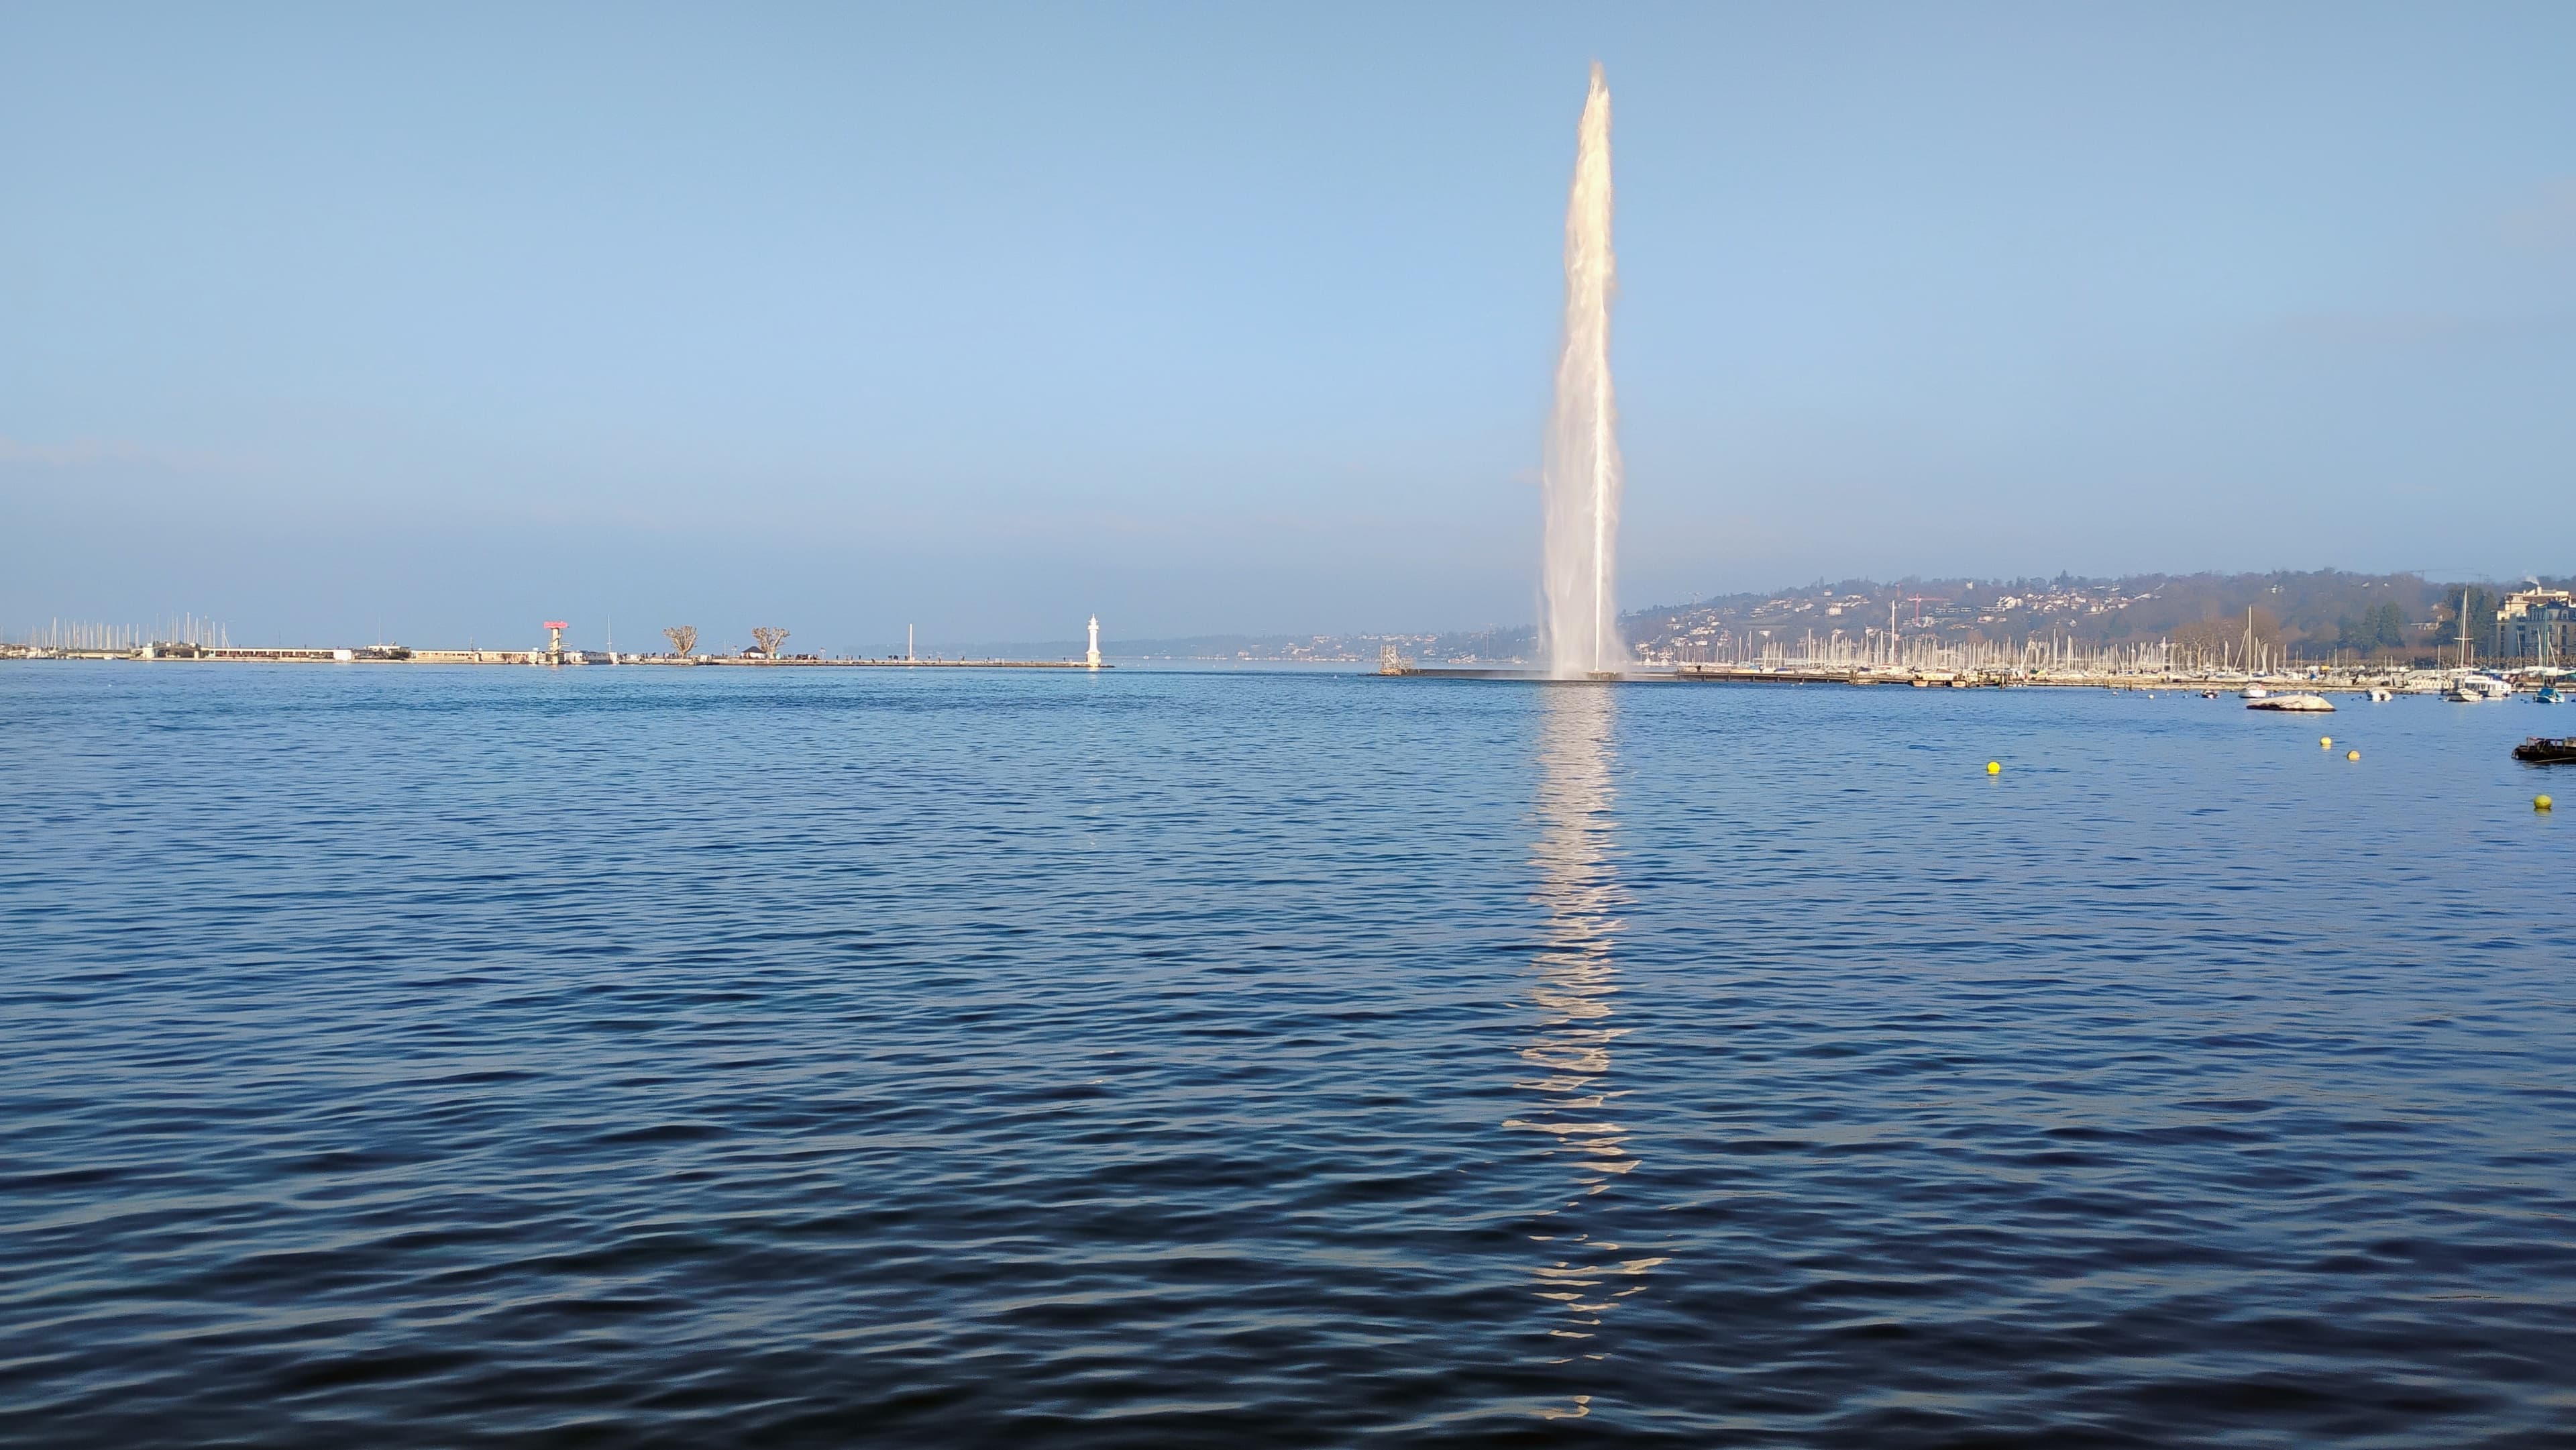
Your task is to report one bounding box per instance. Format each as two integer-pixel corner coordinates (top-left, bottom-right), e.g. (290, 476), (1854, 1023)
(947, 570), (2563, 667)
(1623, 570), (2569, 666)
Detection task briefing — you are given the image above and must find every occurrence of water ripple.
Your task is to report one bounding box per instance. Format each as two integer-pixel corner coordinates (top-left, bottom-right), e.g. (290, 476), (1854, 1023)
(2, 665), (2571, 1445)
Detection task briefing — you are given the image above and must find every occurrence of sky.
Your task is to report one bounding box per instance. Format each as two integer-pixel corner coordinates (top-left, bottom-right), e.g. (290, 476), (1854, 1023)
(3, 2), (2571, 653)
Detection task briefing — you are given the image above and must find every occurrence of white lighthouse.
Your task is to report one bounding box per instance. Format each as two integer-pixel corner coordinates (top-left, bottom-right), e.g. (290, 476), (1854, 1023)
(1085, 615), (1101, 670)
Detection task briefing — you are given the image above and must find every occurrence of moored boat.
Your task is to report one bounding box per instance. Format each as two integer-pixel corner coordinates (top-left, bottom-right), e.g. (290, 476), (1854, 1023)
(2512, 737), (2576, 764)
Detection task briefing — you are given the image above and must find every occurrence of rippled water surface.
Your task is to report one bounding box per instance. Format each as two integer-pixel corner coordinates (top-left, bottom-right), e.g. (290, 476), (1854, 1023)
(5, 664), (2573, 1447)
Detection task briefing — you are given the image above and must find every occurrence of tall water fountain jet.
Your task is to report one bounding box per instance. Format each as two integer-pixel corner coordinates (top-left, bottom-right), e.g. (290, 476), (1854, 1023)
(1542, 64), (1624, 679)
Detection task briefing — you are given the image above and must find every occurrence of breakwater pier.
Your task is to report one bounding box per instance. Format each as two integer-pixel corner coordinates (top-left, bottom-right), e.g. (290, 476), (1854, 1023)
(0, 642), (1103, 670)
(7, 615), (1112, 669)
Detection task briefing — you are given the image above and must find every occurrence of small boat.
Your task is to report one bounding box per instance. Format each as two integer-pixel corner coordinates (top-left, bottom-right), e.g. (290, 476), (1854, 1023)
(2512, 737), (2576, 764)
(2241, 685), (2271, 700)
(2247, 693), (2335, 712)
(2537, 684), (2564, 705)
(2367, 687), (2393, 703)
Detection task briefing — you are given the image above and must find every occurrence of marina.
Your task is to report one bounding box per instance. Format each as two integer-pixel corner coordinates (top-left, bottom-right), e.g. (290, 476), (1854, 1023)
(1385, 658), (2573, 697)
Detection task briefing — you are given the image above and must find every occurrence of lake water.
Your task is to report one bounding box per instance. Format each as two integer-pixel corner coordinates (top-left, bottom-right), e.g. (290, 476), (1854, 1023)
(3, 664), (2571, 1446)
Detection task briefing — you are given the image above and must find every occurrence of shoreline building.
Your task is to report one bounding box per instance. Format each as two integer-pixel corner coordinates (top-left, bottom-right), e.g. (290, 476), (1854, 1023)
(2496, 588), (2575, 667)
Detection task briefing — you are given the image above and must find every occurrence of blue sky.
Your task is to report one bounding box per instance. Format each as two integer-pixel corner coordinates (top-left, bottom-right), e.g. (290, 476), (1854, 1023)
(3, 3), (2570, 652)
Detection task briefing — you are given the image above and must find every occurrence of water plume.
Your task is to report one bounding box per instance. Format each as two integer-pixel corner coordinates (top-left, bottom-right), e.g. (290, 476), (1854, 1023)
(1542, 64), (1624, 678)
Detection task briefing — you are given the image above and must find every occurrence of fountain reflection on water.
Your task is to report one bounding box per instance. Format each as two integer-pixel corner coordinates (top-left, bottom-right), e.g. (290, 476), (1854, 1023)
(1507, 686), (1664, 1402)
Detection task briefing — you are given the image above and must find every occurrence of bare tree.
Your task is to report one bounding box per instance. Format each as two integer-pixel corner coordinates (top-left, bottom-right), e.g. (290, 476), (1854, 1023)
(663, 625), (698, 657)
(751, 626), (790, 659)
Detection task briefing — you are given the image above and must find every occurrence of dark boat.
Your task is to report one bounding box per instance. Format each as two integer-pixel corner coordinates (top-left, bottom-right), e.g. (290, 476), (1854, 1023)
(2512, 737), (2576, 764)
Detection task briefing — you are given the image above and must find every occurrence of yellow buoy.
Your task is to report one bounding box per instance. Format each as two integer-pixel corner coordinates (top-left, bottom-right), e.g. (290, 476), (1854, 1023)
(2320, 736), (2332, 747)
(2346, 749), (2360, 761)
(2540, 794), (2556, 812)
(1986, 761), (2002, 775)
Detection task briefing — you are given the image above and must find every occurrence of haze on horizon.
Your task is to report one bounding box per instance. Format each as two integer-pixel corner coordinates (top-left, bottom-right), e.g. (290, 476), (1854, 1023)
(3, 3), (2571, 655)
